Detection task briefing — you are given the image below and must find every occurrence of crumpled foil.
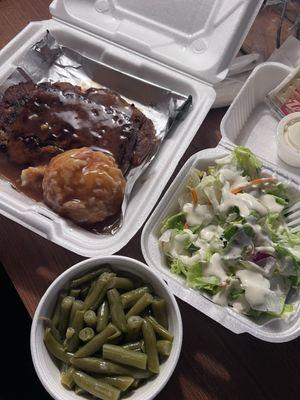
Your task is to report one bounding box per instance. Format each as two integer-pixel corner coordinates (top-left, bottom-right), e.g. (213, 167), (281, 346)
(0, 31), (192, 234)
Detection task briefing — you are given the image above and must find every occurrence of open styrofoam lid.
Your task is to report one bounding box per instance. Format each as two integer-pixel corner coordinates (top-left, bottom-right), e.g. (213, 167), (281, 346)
(50, 0), (263, 84)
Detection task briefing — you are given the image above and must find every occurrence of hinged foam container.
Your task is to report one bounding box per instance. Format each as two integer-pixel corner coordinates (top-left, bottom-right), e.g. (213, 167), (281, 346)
(0, 0), (262, 256)
(142, 61), (300, 342)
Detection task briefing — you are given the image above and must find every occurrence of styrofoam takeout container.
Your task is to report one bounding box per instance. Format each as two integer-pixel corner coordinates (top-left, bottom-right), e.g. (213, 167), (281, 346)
(31, 256), (183, 400)
(0, 0), (262, 256)
(142, 61), (300, 342)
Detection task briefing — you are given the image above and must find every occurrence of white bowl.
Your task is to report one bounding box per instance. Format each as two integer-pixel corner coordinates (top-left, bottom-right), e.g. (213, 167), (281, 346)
(31, 255), (183, 400)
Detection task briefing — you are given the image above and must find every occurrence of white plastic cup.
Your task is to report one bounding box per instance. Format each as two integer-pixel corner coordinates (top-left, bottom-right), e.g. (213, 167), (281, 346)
(277, 112), (300, 168)
(31, 255), (183, 400)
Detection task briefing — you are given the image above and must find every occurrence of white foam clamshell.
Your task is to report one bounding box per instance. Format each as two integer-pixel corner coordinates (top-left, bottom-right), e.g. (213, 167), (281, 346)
(0, 0), (261, 256)
(142, 62), (300, 342)
(50, 0), (262, 84)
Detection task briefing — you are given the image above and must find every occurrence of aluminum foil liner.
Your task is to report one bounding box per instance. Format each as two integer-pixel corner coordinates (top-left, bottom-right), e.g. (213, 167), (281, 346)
(0, 31), (192, 234)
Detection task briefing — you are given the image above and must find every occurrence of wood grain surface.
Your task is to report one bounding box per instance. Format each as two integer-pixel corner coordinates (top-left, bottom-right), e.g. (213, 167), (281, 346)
(0, 1), (300, 399)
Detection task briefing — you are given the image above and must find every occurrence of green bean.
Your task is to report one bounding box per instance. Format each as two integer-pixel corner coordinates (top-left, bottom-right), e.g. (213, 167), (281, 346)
(70, 265), (112, 288)
(121, 287), (151, 309)
(69, 288), (81, 298)
(52, 291), (67, 328)
(83, 273), (115, 311)
(122, 341), (142, 351)
(73, 370), (121, 400)
(44, 328), (71, 364)
(42, 317), (62, 343)
(100, 376), (134, 392)
(69, 300), (84, 325)
(66, 327), (75, 339)
(63, 327), (76, 347)
(131, 379), (140, 389)
(58, 296), (75, 337)
(107, 326), (122, 344)
(108, 277), (135, 291)
(107, 289), (128, 333)
(71, 357), (152, 379)
(157, 340), (172, 357)
(142, 319), (159, 374)
(67, 310), (85, 352)
(103, 344), (147, 370)
(79, 285), (90, 300)
(74, 385), (87, 396)
(61, 365), (75, 389)
(126, 293), (153, 319)
(125, 316), (143, 342)
(74, 323), (117, 358)
(79, 327), (95, 343)
(151, 298), (168, 328)
(145, 316), (173, 341)
(84, 310), (97, 328)
(96, 300), (109, 333)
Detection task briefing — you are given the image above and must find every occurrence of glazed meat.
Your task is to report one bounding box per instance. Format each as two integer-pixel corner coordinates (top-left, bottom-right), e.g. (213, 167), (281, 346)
(0, 82), (156, 173)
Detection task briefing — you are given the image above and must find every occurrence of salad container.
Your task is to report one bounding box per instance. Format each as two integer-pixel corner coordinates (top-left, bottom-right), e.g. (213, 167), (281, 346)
(0, 0), (262, 256)
(142, 61), (300, 342)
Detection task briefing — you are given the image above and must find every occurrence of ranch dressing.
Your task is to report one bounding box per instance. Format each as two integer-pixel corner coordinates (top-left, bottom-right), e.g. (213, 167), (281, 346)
(200, 225), (223, 241)
(260, 194), (284, 213)
(183, 203), (214, 226)
(236, 269), (270, 307)
(203, 253), (228, 282)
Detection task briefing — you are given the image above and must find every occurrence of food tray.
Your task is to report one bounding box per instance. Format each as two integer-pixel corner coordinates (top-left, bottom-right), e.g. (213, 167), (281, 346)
(0, 20), (214, 257)
(142, 61), (300, 342)
(0, 0), (263, 256)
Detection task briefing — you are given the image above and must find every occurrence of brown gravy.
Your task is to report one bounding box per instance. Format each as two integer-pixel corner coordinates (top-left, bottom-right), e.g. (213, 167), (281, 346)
(0, 155), (43, 201)
(0, 154), (121, 234)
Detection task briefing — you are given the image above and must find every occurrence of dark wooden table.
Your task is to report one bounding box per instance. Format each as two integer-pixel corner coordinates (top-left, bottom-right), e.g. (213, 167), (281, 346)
(1, 1), (300, 399)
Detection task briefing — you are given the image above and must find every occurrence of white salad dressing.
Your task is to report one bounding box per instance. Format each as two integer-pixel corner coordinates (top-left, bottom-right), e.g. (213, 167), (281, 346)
(238, 193), (268, 216)
(260, 194), (284, 213)
(236, 269), (270, 307)
(219, 191), (251, 217)
(232, 294), (250, 314)
(219, 167), (247, 189)
(203, 253), (228, 282)
(200, 225), (223, 241)
(183, 203), (214, 226)
(178, 253), (201, 267)
(212, 282), (233, 306)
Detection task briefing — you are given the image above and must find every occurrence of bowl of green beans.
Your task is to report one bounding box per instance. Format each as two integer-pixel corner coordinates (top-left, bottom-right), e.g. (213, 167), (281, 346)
(31, 255), (182, 400)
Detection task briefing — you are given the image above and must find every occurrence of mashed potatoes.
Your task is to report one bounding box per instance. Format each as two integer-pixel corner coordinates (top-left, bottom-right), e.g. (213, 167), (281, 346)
(42, 147), (126, 224)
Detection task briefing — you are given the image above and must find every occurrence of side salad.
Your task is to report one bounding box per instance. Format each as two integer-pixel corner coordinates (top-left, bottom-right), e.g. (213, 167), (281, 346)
(159, 147), (300, 318)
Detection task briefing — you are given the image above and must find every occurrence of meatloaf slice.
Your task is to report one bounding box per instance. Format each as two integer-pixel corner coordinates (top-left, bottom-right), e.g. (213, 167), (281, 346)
(0, 81), (156, 173)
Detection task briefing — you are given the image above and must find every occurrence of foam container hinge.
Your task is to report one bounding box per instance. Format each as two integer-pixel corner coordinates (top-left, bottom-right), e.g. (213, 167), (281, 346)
(141, 62), (300, 342)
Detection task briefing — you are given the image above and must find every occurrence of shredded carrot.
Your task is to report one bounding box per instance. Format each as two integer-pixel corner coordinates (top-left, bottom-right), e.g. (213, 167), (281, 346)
(190, 187), (198, 205)
(183, 222), (189, 230)
(231, 177), (277, 194)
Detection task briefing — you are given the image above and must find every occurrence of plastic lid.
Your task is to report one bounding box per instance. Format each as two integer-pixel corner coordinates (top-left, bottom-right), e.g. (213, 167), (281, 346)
(50, 0), (263, 84)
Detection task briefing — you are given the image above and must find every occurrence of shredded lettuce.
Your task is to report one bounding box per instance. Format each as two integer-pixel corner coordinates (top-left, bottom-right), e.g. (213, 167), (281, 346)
(186, 263), (220, 293)
(265, 183), (289, 204)
(228, 288), (245, 301)
(233, 146), (262, 179)
(262, 213), (283, 241)
(276, 244), (300, 274)
(161, 212), (185, 233)
(168, 258), (188, 276)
